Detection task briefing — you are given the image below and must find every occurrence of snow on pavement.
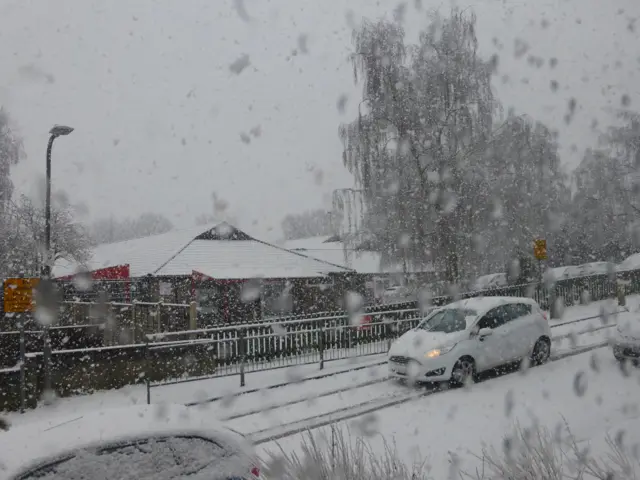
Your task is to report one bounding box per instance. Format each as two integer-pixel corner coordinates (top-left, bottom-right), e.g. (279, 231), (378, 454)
(4, 354), (387, 428)
(259, 346), (640, 478)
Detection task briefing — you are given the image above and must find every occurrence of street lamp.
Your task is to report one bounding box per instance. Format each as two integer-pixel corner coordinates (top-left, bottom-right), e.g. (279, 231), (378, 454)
(42, 125), (74, 278)
(41, 124), (73, 400)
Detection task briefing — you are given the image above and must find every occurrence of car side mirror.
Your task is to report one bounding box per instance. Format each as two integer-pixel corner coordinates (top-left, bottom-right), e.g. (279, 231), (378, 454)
(478, 327), (493, 338)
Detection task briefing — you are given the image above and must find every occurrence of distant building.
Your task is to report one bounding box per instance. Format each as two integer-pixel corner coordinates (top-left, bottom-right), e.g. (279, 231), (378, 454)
(53, 223), (357, 323)
(281, 235), (437, 303)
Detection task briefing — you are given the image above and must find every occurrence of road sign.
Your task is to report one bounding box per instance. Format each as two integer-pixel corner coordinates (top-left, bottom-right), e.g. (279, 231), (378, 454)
(3, 278), (40, 313)
(533, 239), (547, 260)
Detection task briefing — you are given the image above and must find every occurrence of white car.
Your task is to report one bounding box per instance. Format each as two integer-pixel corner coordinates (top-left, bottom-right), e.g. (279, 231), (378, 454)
(388, 296), (552, 386)
(612, 311), (640, 364)
(0, 404), (260, 480)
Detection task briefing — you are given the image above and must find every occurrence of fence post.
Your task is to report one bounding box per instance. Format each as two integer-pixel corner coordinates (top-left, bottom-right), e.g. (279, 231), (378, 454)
(19, 319), (26, 413)
(132, 300), (138, 343)
(42, 326), (52, 400)
(156, 301), (163, 333)
(239, 329), (246, 387)
(145, 336), (151, 405)
(386, 317), (393, 352)
(318, 321), (325, 370)
(189, 301), (197, 330)
(617, 283), (626, 307)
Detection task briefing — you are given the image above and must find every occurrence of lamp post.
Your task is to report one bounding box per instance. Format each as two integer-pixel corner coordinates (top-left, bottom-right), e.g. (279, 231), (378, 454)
(43, 125), (74, 278)
(41, 124), (73, 398)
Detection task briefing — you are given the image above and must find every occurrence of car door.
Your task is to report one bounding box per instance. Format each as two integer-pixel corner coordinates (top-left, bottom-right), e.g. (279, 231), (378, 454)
(473, 306), (511, 370)
(505, 303), (538, 358)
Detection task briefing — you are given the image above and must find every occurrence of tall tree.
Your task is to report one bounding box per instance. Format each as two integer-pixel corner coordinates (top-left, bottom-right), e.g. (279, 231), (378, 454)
(566, 111), (640, 262)
(340, 10), (497, 282)
(0, 108), (24, 212)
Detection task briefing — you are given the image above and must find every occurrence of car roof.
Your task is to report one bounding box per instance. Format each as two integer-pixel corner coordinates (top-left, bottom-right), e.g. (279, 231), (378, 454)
(443, 296), (538, 316)
(0, 404), (252, 479)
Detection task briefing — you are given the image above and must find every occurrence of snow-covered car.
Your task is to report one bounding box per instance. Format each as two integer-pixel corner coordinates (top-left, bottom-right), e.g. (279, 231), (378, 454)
(387, 296), (551, 386)
(471, 272), (507, 291)
(611, 312), (640, 364)
(0, 404), (261, 480)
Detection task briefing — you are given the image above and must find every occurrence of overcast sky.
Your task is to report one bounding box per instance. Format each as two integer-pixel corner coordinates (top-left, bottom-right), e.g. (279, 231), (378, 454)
(1, 0), (638, 240)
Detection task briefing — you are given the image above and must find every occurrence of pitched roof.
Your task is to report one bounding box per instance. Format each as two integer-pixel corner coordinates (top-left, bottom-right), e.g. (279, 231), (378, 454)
(53, 223), (352, 279)
(156, 239), (349, 279)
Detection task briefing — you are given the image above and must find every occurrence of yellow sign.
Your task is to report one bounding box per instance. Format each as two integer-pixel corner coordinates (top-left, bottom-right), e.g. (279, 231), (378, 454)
(3, 278), (40, 313)
(533, 239), (547, 260)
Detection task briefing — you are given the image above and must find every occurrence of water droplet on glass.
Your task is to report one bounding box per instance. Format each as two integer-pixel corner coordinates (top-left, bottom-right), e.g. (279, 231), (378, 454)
(573, 371), (587, 397)
(241, 279), (262, 303)
(72, 268), (93, 292)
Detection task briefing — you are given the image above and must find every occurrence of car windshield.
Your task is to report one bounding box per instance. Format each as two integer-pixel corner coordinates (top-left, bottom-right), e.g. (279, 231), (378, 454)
(417, 308), (477, 334)
(17, 436), (245, 480)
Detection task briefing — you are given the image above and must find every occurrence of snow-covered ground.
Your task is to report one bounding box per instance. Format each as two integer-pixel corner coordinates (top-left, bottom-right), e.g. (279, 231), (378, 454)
(4, 353), (387, 428)
(259, 346), (640, 478)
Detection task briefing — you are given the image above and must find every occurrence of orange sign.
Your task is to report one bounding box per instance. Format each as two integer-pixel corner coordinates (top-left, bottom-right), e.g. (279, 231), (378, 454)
(3, 278), (40, 313)
(533, 239), (547, 260)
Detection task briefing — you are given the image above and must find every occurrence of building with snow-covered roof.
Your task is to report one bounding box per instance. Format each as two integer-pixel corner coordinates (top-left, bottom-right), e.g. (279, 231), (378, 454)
(281, 235), (438, 303)
(54, 223), (359, 323)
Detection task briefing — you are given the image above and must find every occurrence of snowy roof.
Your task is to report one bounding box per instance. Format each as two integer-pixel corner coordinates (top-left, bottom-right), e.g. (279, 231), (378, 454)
(53, 223), (351, 279)
(155, 239), (351, 279)
(618, 253), (640, 272)
(0, 404), (255, 480)
(281, 236), (435, 275)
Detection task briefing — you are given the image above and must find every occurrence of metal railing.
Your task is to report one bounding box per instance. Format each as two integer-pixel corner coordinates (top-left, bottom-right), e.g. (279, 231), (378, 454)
(143, 302), (624, 398)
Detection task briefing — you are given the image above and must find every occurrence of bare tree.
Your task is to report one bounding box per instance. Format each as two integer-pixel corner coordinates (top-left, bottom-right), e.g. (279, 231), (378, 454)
(0, 108), (24, 213)
(1, 194), (90, 277)
(90, 212), (174, 244)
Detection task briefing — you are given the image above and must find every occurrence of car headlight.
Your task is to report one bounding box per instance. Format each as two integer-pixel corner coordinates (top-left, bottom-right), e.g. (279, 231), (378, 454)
(424, 343), (456, 358)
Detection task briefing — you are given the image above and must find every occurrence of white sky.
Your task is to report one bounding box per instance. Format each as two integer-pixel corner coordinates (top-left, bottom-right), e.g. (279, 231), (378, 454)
(1, 0), (638, 240)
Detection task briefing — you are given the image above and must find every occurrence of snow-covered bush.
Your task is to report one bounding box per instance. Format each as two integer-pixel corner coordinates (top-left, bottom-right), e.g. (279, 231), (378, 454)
(464, 421), (640, 480)
(262, 422), (640, 480)
(261, 424), (432, 479)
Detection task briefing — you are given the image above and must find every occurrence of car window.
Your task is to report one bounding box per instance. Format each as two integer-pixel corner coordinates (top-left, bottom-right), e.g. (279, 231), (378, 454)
(17, 436), (245, 480)
(417, 308), (477, 333)
(504, 303), (532, 320)
(476, 306), (510, 329)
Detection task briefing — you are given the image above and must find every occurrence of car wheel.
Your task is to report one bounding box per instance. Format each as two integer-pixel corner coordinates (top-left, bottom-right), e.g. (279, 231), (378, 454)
(450, 357), (476, 388)
(531, 337), (551, 366)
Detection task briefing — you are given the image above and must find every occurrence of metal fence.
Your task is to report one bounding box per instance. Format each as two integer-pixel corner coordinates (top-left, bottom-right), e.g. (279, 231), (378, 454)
(1, 270), (630, 370)
(142, 296), (623, 399)
(1, 295), (624, 413)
